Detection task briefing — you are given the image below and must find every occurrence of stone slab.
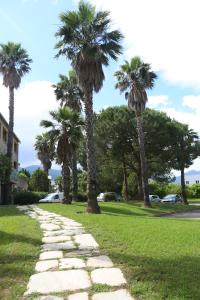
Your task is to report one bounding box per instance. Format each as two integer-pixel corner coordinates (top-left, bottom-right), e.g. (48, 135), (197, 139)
(59, 258), (86, 269)
(87, 256), (113, 268)
(65, 249), (100, 257)
(39, 251), (63, 260)
(92, 289), (134, 300)
(74, 234), (99, 250)
(42, 241), (75, 251)
(44, 228), (84, 237)
(35, 296), (64, 300)
(68, 292), (88, 300)
(35, 260), (58, 272)
(41, 224), (61, 231)
(25, 270), (91, 294)
(91, 268), (126, 286)
(42, 236), (71, 243)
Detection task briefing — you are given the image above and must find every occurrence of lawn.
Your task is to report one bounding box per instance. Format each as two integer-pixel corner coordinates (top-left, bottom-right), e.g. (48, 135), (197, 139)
(0, 206), (41, 300)
(39, 201), (200, 300)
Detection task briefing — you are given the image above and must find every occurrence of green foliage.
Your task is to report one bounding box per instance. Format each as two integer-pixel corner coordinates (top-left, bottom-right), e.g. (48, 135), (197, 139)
(76, 192), (87, 202)
(187, 184), (200, 198)
(29, 169), (49, 192)
(19, 168), (31, 178)
(104, 192), (118, 201)
(33, 191), (48, 199)
(13, 191), (40, 205)
(149, 182), (168, 198)
(18, 172), (29, 183)
(0, 153), (12, 183)
(122, 172), (138, 200)
(78, 172), (87, 193)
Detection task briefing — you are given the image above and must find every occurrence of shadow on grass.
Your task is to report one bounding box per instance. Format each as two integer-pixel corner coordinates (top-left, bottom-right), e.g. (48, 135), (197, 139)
(0, 231), (41, 247)
(111, 251), (200, 299)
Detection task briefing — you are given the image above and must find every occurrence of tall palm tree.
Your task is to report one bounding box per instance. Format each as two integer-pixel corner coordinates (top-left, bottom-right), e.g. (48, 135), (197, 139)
(55, 1), (123, 213)
(53, 71), (83, 201)
(34, 133), (55, 175)
(0, 42), (32, 204)
(40, 107), (84, 204)
(115, 57), (157, 207)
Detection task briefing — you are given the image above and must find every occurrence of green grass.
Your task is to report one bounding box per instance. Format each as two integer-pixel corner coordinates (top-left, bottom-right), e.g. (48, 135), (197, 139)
(0, 206), (42, 300)
(39, 201), (200, 300)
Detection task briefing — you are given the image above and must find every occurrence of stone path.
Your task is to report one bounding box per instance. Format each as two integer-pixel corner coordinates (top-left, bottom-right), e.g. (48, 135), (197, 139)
(17, 205), (135, 300)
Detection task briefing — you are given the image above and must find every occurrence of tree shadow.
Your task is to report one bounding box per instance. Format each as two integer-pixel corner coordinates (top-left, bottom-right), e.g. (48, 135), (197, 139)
(0, 231), (41, 247)
(110, 251), (200, 299)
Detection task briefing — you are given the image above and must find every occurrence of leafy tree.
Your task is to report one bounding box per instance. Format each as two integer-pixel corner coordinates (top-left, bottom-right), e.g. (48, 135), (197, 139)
(34, 133), (55, 175)
(29, 169), (49, 192)
(55, 1), (123, 213)
(53, 70), (83, 201)
(0, 154), (12, 184)
(0, 42), (32, 204)
(170, 122), (200, 204)
(19, 168), (31, 178)
(55, 175), (63, 192)
(40, 107), (84, 204)
(115, 57), (157, 207)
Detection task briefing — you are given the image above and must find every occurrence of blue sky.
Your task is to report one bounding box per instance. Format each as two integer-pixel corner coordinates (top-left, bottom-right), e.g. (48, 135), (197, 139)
(1, 0), (200, 174)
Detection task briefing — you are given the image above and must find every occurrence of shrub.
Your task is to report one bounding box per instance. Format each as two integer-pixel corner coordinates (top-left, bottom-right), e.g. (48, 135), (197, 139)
(187, 184), (200, 198)
(76, 192), (87, 202)
(149, 182), (168, 198)
(14, 191), (40, 205)
(29, 169), (49, 192)
(33, 191), (48, 199)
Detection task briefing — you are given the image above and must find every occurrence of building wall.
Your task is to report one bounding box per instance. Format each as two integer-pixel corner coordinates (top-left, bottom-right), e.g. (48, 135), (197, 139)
(0, 115), (19, 170)
(185, 175), (200, 185)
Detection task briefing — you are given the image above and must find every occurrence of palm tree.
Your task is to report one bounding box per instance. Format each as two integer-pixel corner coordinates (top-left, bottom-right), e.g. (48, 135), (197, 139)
(53, 70), (83, 201)
(0, 42), (32, 203)
(55, 1), (123, 213)
(115, 57), (157, 207)
(40, 107), (84, 204)
(34, 133), (55, 175)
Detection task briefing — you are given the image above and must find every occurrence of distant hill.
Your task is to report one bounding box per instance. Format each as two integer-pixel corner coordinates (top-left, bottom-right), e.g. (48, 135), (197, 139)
(21, 165), (61, 179)
(175, 170), (200, 183)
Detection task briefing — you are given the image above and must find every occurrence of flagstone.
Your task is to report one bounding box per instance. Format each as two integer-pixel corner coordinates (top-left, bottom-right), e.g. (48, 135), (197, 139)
(35, 260), (58, 272)
(74, 234), (99, 250)
(42, 241), (76, 251)
(40, 224), (61, 231)
(68, 292), (89, 300)
(39, 251), (63, 260)
(25, 270), (91, 294)
(35, 296), (64, 300)
(59, 258), (86, 269)
(42, 235), (71, 243)
(91, 268), (126, 286)
(92, 289), (134, 300)
(87, 256), (113, 268)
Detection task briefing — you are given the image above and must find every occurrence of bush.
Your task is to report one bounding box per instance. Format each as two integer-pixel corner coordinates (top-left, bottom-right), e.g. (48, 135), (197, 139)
(187, 184), (200, 198)
(33, 191), (48, 200)
(76, 192), (87, 202)
(104, 192), (117, 201)
(29, 169), (49, 192)
(149, 182), (168, 198)
(14, 191), (40, 205)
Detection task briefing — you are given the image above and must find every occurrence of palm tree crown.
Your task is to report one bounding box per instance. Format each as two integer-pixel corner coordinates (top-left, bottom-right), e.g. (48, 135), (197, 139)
(55, 1), (123, 93)
(34, 133), (55, 174)
(115, 56), (157, 114)
(0, 42), (32, 88)
(40, 107), (84, 164)
(53, 70), (83, 112)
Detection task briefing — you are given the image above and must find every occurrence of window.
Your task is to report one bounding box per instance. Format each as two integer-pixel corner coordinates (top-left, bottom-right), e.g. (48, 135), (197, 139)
(14, 142), (18, 154)
(13, 161), (18, 169)
(196, 180), (199, 184)
(185, 181), (189, 184)
(3, 128), (7, 142)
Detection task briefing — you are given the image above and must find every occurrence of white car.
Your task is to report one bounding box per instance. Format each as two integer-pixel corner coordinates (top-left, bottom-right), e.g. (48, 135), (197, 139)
(161, 194), (182, 203)
(97, 193), (105, 202)
(149, 195), (161, 202)
(39, 192), (64, 203)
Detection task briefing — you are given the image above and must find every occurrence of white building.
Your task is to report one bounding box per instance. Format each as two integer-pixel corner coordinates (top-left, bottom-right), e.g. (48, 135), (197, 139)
(185, 175), (200, 185)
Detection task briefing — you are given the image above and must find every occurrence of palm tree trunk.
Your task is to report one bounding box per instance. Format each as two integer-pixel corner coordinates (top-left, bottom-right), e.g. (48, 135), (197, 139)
(135, 113), (151, 208)
(122, 160), (129, 201)
(84, 90), (100, 214)
(62, 160), (71, 204)
(4, 86), (15, 205)
(181, 166), (188, 205)
(72, 149), (78, 202)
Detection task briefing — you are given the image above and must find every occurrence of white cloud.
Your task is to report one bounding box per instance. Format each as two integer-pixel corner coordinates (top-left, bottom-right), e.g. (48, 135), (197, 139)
(0, 81), (58, 166)
(148, 95), (168, 108)
(88, 0), (200, 89)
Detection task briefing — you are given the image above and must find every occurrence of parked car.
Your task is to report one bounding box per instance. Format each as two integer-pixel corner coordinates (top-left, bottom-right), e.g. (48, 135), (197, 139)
(149, 195), (161, 202)
(97, 192), (121, 202)
(39, 192), (64, 203)
(161, 194), (182, 203)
